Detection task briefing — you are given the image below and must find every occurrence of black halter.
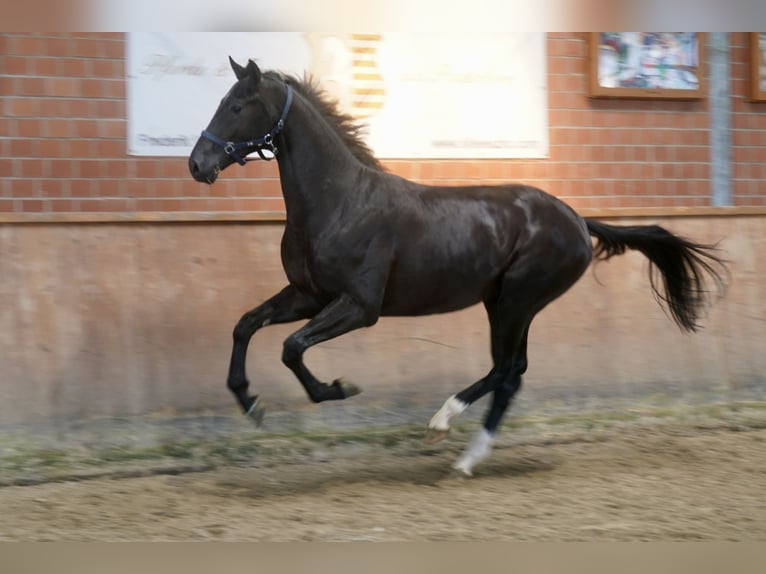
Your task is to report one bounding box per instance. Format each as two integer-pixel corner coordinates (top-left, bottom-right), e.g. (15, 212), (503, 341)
(200, 84), (293, 164)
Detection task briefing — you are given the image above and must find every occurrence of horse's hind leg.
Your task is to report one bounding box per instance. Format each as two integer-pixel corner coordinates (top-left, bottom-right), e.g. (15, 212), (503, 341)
(450, 310), (532, 475)
(452, 324), (530, 476)
(433, 236), (591, 475)
(227, 285), (320, 423)
(425, 297), (509, 443)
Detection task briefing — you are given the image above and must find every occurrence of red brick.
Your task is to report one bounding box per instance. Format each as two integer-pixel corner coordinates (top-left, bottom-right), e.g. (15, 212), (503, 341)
(122, 180), (152, 198)
(7, 179), (35, 197)
(80, 79), (106, 98)
(49, 160), (74, 178)
(8, 138), (36, 157)
(3, 55), (30, 75)
(233, 197), (284, 212)
(96, 141), (126, 158)
(20, 199), (46, 211)
(74, 120), (100, 139)
(99, 120), (126, 139)
(62, 58), (89, 77)
(42, 140), (71, 157)
(69, 38), (104, 58)
(68, 179), (96, 197)
(44, 119), (74, 138)
(6, 97), (40, 117)
(104, 161), (129, 178)
(45, 77), (80, 97)
(134, 160), (159, 179)
(0, 158), (14, 178)
(39, 179), (70, 197)
(92, 99), (125, 119)
(68, 140), (93, 157)
(152, 180), (182, 197)
(50, 199), (77, 212)
(91, 59), (120, 78)
(44, 37), (71, 57)
(13, 36), (44, 55)
(0, 198), (15, 212)
(131, 198), (157, 211)
(67, 99), (90, 118)
(103, 39), (125, 60)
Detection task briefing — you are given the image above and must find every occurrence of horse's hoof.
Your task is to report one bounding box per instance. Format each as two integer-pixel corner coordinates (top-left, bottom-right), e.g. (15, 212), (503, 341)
(334, 378), (362, 399)
(423, 427), (450, 445)
(245, 397), (266, 427)
(451, 462), (474, 478)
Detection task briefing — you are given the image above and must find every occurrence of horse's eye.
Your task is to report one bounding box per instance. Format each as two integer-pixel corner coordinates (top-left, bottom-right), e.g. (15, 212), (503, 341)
(230, 103), (242, 114)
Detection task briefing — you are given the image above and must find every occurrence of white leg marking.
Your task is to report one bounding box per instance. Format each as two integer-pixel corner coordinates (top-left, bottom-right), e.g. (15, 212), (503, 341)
(428, 395), (468, 431)
(453, 428), (494, 476)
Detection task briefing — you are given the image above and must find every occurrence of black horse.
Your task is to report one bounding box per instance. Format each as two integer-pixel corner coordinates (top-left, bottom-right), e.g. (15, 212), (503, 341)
(189, 58), (727, 475)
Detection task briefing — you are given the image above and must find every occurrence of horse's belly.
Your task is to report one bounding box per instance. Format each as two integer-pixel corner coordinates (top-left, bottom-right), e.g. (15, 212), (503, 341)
(379, 272), (489, 317)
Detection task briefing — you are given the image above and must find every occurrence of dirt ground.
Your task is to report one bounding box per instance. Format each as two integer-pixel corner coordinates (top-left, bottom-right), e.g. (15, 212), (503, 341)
(1, 415), (765, 541)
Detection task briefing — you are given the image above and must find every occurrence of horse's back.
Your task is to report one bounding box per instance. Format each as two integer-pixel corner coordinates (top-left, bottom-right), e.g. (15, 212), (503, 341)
(379, 182), (591, 316)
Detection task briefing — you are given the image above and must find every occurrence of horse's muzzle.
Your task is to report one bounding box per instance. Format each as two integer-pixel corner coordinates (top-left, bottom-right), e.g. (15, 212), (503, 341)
(188, 157), (218, 184)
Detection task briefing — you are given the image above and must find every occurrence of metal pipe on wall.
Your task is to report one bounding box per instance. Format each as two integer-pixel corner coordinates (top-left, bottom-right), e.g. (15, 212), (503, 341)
(709, 32), (732, 207)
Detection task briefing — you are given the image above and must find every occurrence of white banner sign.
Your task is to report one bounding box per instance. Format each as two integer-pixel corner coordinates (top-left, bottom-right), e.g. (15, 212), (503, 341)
(126, 33), (548, 159)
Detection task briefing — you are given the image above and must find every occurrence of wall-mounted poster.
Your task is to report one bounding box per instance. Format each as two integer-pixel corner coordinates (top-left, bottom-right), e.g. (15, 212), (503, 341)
(126, 33), (548, 159)
(588, 32), (704, 100)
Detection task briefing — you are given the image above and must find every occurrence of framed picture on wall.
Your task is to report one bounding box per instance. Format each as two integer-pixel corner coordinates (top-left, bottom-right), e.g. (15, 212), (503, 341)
(750, 33), (766, 102)
(588, 33), (705, 99)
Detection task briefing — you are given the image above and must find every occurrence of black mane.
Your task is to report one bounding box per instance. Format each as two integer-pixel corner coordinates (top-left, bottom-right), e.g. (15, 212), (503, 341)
(265, 71), (384, 171)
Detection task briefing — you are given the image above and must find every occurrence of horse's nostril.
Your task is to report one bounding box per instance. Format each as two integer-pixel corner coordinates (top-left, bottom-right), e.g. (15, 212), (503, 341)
(189, 157), (211, 183)
(189, 157), (217, 184)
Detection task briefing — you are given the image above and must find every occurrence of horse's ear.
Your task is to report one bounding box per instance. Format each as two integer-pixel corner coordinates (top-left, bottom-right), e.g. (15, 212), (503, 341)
(244, 59), (262, 84)
(229, 56), (246, 80)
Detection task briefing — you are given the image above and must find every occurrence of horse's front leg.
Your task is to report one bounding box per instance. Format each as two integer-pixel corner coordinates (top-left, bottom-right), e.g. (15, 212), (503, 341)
(228, 285), (320, 424)
(281, 293), (378, 403)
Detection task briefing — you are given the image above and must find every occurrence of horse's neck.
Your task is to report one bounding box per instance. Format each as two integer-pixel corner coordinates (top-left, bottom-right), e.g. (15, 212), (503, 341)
(276, 95), (362, 224)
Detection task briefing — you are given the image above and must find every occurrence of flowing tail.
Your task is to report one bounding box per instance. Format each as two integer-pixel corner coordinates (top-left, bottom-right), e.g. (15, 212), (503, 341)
(585, 219), (728, 332)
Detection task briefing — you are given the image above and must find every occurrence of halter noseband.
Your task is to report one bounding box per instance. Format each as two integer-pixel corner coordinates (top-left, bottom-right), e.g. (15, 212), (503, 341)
(200, 84), (293, 164)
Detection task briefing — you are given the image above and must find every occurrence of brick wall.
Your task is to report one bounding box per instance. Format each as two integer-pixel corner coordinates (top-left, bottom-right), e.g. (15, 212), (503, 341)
(1, 32), (765, 220)
(731, 33), (766, 206)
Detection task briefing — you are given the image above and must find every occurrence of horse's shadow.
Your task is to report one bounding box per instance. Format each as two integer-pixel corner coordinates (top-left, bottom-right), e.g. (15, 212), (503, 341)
(205, 445), (561, 499)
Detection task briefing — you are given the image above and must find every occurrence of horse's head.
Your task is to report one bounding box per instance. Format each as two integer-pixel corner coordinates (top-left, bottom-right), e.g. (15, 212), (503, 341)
(189, 57), (291, 184)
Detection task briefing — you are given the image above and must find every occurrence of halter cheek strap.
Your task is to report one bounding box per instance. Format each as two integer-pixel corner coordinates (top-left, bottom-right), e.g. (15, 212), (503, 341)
(201, 84), (293, 164)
